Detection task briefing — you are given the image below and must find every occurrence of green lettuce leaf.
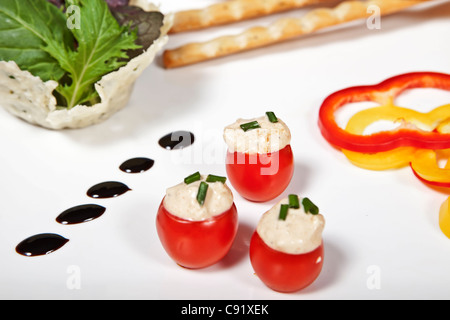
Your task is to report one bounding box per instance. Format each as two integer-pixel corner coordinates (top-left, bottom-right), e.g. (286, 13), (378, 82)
(47, 0), (141, 108)
(0, 0), (141, 109)
(0, 0), (74, 82)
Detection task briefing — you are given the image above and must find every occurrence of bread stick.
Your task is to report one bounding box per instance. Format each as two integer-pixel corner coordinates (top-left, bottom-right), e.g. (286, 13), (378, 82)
(163, 0), (429, 68)
(170, 0), (330, 34)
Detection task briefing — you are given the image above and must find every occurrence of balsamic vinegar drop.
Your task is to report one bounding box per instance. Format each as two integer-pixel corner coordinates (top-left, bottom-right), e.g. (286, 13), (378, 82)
(119, 157), (154, 173)
(16, 233), (69, 257)
(56, 204), (106, 225)
(158, 131), (195, 150)
(87, 181), (131, 199)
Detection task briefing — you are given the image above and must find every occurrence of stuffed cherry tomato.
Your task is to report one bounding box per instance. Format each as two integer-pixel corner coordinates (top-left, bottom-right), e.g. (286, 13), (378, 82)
(224, 112), (294, 202)
(156, 172), (238, 269)
(250, 195), (325, 293)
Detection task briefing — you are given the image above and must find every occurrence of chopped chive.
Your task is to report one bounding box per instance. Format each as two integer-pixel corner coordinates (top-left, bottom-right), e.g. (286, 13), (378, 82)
(266, 111), (278, 123)
(184, 171), (201, 184)
(302, 197), (319, 215)
(279, 204), (289, 221)
(206, 174), (227, 184)
(196, 182), (209, 206)
(288, 194), (300, 209)
(240, 121), (261, 132)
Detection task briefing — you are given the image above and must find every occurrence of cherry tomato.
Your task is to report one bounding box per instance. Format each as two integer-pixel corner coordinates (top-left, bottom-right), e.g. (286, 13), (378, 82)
(249, 231), (324, 293)
(156, 198), (238, 269)
(226, 145), (294, 202)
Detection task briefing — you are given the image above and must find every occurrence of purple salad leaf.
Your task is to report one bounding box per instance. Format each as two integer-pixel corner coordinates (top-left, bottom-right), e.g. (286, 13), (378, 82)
(110, 5), (164, 59)
(105, 0), (129, 8)
(46, 0), (65, 7)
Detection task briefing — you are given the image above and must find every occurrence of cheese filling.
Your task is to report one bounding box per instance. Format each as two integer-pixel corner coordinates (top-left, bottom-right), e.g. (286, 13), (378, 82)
(223, 115), (291, 154)
(163, 176), (234, 221)
(256, 198), (325, 254)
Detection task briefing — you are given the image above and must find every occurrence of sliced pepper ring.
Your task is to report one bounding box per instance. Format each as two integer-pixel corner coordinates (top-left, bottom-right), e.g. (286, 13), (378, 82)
(342, 147), (415, 171)
(439, 197), (450, 239)
(410, 149), (450, 188)
(341, 103), (450, 171)
(318, 72), (450, 153)
(344, 104), (450, 135)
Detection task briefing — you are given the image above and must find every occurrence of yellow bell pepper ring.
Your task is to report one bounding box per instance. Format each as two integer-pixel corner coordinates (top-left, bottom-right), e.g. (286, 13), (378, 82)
(410, 149), (450, 188)
(439, 198), (450, 239)
(341, 104), (450, 171)
(342, 147), (415, 171)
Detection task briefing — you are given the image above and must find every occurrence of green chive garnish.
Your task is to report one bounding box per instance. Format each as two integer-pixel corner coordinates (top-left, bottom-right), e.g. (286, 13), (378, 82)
(266, 111), (278, 123)
(288, 194), (300, 209)
(240, 121), (261, 132)
(206, 174), (227, 184)
(302, 197), (319, 215)
(279, 204), (289, 221)
(197, 182), (209, 206)
(184, 171), (201, 184)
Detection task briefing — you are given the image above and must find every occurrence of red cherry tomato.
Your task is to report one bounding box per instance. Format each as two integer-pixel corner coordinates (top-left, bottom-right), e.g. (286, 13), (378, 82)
(226, 145), (294, 202)
(156, 198), (238, 269)
(249, 231), (324, 293)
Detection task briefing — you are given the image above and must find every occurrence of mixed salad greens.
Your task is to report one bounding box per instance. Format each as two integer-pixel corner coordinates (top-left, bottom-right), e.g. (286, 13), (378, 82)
(0, 0), (164, 109)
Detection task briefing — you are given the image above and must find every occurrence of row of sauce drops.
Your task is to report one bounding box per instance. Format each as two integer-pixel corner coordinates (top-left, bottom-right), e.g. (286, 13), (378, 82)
(15, 131), (195, 257)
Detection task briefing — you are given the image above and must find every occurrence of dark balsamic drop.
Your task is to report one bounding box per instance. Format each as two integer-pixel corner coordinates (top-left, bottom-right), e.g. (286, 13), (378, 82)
(119, 157), (154, 173)
(16, 233), (69, 257)
(158, 131), (195, 150)
(87, 181), (131, 199)
(56, 204), (106, 225)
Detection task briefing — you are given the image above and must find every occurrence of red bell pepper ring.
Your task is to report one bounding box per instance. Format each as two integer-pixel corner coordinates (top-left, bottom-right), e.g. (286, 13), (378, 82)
(318, 72), (450, 153)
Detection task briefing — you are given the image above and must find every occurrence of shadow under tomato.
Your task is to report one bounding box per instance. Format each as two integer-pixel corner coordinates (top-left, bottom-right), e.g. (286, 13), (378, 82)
(199, 221), (255, 272)
(260, 160), (313, 207)
(285, 161), (312, 197)
(292, 237), (346, 295)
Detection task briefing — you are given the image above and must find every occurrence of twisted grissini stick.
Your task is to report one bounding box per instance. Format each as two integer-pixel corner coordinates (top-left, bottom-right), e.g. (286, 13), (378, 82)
(170, 0), (331, 34)
(163, 0), (430, 68)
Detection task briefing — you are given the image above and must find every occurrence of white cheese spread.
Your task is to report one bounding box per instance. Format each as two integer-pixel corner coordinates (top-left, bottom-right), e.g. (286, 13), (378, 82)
(163, 176), (234, 221)
(256, 197), (325, 254)
(223, 114), (291, 154)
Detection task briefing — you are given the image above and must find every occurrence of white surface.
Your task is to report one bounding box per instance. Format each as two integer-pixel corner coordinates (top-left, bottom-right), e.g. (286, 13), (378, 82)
(1, 0), (450, 300)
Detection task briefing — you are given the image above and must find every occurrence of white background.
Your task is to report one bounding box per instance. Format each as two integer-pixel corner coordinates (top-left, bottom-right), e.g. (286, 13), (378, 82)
(1, 0), (450, 299)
